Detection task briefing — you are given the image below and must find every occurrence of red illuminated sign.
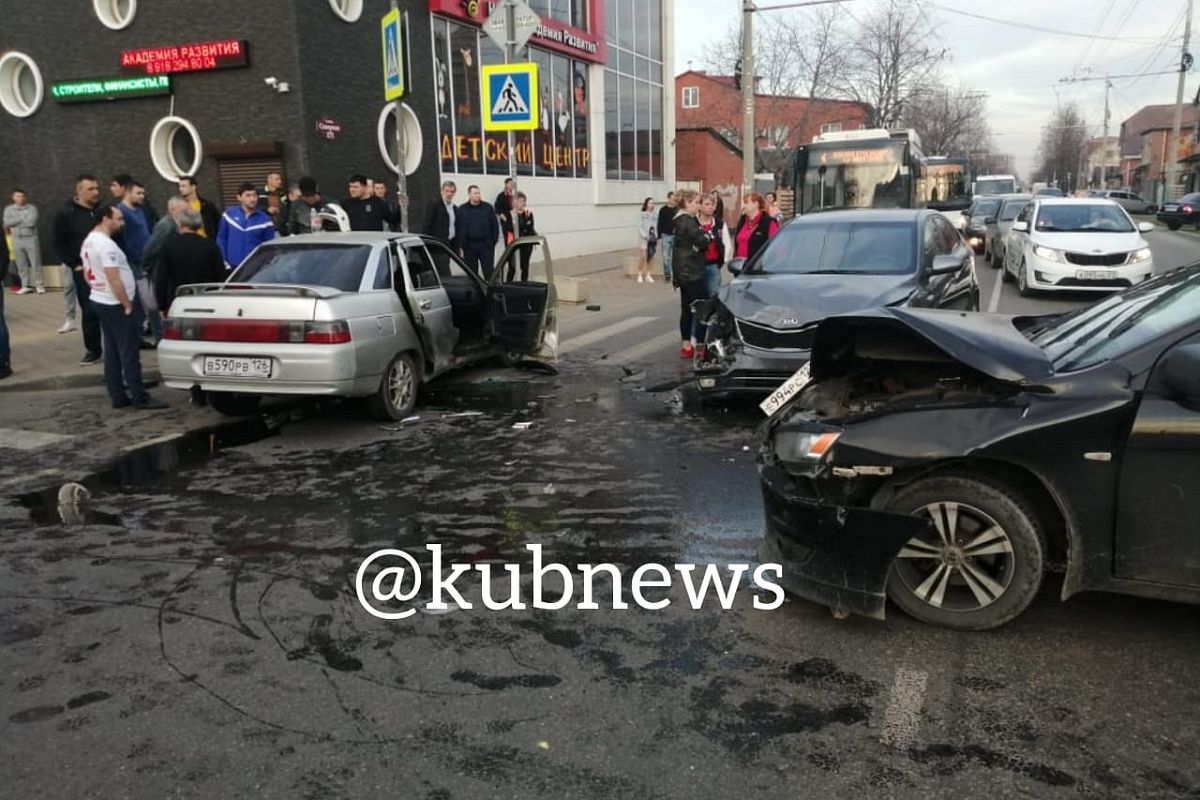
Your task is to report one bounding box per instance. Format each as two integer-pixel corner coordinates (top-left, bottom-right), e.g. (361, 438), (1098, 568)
(120, 39), (249, 76)
(428, 0), (606, 64)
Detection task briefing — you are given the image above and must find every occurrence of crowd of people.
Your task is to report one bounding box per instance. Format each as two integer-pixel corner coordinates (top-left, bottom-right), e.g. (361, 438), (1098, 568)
(638, 188), (782, 357)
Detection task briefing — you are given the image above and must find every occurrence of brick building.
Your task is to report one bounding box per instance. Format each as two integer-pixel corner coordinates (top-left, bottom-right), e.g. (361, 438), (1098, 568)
(1118, 103), (1200, 201)
(674, 69), (869, 196)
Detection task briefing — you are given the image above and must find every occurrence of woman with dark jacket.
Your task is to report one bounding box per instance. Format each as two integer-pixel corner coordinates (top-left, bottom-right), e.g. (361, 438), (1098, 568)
(733, 192), (781, 263)
(671, 190), (706, 358)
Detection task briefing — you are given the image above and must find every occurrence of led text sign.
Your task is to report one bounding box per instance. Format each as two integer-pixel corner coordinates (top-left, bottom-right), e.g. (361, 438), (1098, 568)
(51, 75), (173, 103)
(120, 39), (249, 75)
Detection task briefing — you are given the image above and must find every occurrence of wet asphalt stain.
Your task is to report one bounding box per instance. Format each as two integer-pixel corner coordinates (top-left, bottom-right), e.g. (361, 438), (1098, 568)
(9, 704), (65, 723)
(65, 690), (112, 709)
(449, 670), (562, 690)
(909, 743), (1076, 787)
(285, 615), (363, 672)
(0, 620), (42, 644)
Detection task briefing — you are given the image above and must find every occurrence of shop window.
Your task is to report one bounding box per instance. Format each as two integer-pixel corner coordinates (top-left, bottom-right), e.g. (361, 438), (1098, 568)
(378, 102), (424, 176)
(0, 53), (43, 118)
(682, 87), (699, 109)
(94, 0), (137, 30)
(149, 116), (203, 181)
(329, 0), (363, 22)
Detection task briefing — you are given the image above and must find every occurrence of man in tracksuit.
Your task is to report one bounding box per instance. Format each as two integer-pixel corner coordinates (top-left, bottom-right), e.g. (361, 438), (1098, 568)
(456, 185), (499, 279)
(3, 189), (43, 293)
(53, 175), (103, 364)
(216, 183), (276, 271)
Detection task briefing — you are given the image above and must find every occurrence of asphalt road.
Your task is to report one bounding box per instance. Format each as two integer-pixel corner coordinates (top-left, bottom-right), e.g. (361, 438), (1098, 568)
(2, 231), (1199, 798)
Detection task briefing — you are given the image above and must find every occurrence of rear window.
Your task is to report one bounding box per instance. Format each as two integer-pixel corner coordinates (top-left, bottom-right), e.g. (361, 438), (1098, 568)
(231, 244), (373, 292)
(999, 200), (1027, 221)
(755, 221), (916, 275)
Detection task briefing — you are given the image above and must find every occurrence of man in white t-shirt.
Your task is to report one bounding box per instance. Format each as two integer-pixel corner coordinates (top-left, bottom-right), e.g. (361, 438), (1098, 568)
(82, 205), (168, 410)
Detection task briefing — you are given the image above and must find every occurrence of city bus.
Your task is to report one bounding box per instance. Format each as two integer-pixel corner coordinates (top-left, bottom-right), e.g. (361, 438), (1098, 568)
(791, 128), (931, 215)
(923, 155), (974, 212)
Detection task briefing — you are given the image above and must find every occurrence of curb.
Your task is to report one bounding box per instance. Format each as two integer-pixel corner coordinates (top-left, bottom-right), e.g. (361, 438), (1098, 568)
(0, 370), (162, 393)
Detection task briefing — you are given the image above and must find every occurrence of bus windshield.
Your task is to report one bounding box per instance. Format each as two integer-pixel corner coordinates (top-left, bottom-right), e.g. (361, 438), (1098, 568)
(924, 160), (972, 209)
(798, 141), (910, 212)
(976, 177), (1018, 195)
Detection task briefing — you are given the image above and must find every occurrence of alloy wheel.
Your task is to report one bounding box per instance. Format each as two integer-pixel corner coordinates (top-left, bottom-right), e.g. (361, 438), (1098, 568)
(388, 358), (415, 412)
(892, 501), (1016, 612)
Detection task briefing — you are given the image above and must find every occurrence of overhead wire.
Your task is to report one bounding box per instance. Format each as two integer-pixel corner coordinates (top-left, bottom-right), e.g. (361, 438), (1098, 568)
(918, 1), (1163, 42)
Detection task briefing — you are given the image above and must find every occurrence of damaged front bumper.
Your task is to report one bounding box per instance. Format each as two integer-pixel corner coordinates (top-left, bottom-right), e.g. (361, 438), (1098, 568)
(758, 463), (927, 619)
(693, 300), (812, 396)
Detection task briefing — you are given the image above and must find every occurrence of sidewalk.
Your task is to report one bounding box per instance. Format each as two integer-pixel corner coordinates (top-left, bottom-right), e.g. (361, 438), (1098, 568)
(0, 249), (633, 393)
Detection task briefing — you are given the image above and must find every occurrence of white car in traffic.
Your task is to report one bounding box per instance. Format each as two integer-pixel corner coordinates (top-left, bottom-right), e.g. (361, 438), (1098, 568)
(1003, 198), (1156, 296)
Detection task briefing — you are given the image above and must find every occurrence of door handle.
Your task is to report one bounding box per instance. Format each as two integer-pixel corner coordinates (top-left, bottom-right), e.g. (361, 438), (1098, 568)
(418, 299), (433, 310)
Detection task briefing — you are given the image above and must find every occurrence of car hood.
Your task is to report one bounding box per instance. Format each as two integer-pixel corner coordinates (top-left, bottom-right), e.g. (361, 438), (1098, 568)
(720, 273), (918, 329)
(811, 306), (1056, 385)
(1032, 232), (1144, 254)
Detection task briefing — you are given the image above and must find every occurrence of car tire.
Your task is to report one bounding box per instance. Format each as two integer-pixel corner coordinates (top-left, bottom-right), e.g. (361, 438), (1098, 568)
(368, 352), (419, 421)
(207, 392), (262, 417)
(1168, 221), (1182, 231)
(1017, 259), (1034, 297)
(990, 246), (1002, 269)
(883, 472), (1046, 630)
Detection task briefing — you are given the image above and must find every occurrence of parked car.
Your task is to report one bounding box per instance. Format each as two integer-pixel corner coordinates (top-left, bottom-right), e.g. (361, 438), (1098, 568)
(757, 264), (1200, 630)
(1091, 189), (1157, 215)
(960, 196), (1000, 252)
(1156, 192), (1200, 230)
(159, 233), (558, 419)
(1002, 197), (1155, 296)
(693, 209), (979, 397)
(983, 194), (1032, 269)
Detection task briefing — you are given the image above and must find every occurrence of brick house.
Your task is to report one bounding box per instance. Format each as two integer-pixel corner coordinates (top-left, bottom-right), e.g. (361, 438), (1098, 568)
(1118, 103), (1200, 201)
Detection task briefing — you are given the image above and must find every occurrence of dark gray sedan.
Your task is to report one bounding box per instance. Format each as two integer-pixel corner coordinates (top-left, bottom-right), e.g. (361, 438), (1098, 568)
(694, 209), (980, 397)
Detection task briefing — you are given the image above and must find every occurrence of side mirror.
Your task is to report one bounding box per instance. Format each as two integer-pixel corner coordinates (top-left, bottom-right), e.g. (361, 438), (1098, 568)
(984, 216), (997, 225)
(960, 210), (969, 216)
(1137, 221), (1155, 233)
(1163, 344), (1200, 407)
(728, 257), (747, 277)
(1011, 221), (1029, 233)
(929, 254), (962, 275)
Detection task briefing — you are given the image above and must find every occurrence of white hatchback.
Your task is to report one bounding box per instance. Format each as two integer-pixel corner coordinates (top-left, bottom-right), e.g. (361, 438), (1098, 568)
(1003, 198), (1156, 296)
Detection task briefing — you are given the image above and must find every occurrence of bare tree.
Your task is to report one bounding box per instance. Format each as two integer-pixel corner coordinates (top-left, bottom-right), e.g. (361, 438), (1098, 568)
(902, 87), (992, 156)
(835, 0), (948, 129)
(1034, 104), (1091, 192)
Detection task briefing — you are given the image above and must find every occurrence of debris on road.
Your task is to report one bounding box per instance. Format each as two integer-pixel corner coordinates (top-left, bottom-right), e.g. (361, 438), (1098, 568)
(512, 422), (534, 430)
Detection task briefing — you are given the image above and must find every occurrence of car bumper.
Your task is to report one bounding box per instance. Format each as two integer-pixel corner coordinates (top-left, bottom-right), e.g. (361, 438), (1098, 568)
(158, 341), (372, 396)
(758, 464), (925, 619)
(1024, 251), (1153, 292)
(695, 345), (809, 396)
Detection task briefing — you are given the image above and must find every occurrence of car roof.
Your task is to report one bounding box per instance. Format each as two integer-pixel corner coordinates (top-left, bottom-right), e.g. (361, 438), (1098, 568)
(261, 232), (425, 247)
(1033, 197), (1123, 206)
(792, 209), (928, 224)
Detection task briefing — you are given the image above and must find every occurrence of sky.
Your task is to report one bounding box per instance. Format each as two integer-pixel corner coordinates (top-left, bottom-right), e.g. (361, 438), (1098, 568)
(673, 0), (1194, 176)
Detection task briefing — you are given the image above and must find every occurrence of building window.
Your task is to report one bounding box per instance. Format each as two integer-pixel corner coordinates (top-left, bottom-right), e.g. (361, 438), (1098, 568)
(149, 116), (203, 181)
(604, 0), (664, 181)
(94, 0), (137, 30)
(820, 122), (843, 134)
(0, 52), (43, 118)
(432, 17), (591, 179)
(329, 0), (363, 22)
(529, 0), (589, 30)
(682, 87), (699, 109)
(378, 102), (423, 176)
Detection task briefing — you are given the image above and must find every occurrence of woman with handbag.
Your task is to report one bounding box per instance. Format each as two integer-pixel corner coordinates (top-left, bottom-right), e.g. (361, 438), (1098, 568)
(636, 197), (657, 284)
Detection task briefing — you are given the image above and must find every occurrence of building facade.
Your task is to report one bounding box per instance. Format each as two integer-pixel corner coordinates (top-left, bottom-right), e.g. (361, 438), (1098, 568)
(0, 0), (673, 262)
(1118, 103), (1200, 201)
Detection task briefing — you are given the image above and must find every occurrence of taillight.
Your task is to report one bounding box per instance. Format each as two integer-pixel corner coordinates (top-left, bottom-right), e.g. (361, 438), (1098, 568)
(160, 319), (352, 344)
(1183, 205), (1194, 214)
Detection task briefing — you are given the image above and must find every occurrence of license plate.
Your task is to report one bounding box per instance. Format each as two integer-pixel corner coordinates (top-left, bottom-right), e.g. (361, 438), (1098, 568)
(1075, 270), (1116, 281)
(203, 356), (272, 378)
(760, 362), (812, 417)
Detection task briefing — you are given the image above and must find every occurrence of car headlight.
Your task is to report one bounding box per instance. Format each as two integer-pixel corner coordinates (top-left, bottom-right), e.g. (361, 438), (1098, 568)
(1033, 245), (1066, 263)
(774, 431), (841, 463)
(1127, 247), (1152, 264)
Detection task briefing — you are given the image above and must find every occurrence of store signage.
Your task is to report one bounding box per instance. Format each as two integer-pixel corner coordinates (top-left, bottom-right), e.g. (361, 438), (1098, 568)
(428, 0), (605, 63)
(316, 117), (343, 141)
(51, 74), (172, 104)
(120, 39), (249, 76)
(818, 147), (896, 165)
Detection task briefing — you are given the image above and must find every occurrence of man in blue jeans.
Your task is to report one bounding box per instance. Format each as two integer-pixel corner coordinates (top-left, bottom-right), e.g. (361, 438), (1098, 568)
(0, 233), (11, 380)
(656, 191), (677, 281)
(81, 205), (167, 410)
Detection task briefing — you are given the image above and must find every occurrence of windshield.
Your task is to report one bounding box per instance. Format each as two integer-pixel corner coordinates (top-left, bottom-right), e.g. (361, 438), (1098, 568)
(998, 199), (1028, 221)
(231, 244), (373, 291)
(971, 199), (1000, 217)
(1024, 268), (1200, 370)
(800, 142), (910, 211)
(755, 221), (916, 275)
(1034, 203), (1134, 233)
(976, 178), (1017, 195)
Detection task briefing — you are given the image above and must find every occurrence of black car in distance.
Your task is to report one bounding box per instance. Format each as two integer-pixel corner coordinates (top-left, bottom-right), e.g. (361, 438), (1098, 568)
(758, 265), (1200, 630)
(1157, 192), (1200, 230)
(694, 209), (979, 397)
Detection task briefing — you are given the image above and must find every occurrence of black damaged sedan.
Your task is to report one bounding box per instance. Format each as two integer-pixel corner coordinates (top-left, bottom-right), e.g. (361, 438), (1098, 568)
(694, 209), (979, 397)
(758, 265), (1200, 630)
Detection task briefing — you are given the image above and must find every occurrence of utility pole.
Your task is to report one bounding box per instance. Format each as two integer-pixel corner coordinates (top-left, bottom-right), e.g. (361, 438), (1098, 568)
(1101, 78), (1112, 190)
(503, 0), (518, 181)
(741, 0), (755, 198)
(1165, 0), (1194, 201)
(390, 1), (410, 232)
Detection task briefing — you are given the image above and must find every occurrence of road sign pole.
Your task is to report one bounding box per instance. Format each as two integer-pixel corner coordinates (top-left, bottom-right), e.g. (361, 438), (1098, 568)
(505, 0), (517, 182)
(397, 5), (409, 232)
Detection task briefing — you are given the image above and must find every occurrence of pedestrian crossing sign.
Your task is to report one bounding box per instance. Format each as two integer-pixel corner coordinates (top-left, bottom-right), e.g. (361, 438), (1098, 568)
(381, 8), (404, 101)
(481, 63), (538, 131)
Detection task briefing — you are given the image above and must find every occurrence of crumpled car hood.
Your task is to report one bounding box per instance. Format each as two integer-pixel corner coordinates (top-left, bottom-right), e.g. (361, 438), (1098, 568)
(719, 273), (917, 329)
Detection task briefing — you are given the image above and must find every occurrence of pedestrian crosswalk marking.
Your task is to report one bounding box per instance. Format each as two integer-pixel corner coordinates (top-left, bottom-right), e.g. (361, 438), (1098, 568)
(558, 316), (658, 354)
(492, 76), (529, 116)
(605, 330), (678, 364)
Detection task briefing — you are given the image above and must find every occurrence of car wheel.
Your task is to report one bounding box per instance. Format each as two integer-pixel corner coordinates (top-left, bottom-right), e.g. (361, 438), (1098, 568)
(1168, 221), (1182, 231)
(1017, 259), (1034, 297)
(368, 352), (419, 421)
(207, 392), (262, 417)
(883, 473), (1046, 630)
(990, 246), (1003, 269)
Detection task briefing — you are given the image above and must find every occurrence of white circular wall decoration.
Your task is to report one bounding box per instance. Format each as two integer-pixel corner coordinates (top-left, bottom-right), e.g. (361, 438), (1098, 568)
(149, 116), (204, 181)
(0, 52), (44, 118)
(329, 0), (364, 22)
(377, 102), (423, 177)
(94, 0), (138, 30)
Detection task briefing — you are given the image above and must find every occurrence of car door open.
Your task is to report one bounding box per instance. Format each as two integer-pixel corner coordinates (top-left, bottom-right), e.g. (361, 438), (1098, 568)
(486, 235), (558, 358)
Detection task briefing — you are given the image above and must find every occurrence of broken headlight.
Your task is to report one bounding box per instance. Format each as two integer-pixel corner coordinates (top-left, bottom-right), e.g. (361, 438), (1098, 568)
(773, 430), (841, 464)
